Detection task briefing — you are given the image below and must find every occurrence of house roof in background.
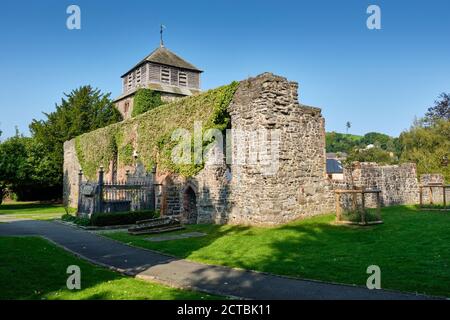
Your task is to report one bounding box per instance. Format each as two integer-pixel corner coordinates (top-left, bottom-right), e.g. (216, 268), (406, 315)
(326, 158), (344, 174)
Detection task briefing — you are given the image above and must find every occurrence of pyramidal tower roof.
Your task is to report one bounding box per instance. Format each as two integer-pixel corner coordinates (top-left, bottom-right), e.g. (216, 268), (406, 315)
(121, 46), (202, 77)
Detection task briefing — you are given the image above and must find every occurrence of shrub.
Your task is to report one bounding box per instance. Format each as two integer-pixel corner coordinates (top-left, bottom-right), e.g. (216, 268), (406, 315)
(90, 210), (159, 227)
(61, 213), (91, 226)
(345, 147), (397, 165)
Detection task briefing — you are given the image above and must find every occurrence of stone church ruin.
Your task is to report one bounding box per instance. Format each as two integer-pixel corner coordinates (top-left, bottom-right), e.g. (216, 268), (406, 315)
(63, 44), (436, 226)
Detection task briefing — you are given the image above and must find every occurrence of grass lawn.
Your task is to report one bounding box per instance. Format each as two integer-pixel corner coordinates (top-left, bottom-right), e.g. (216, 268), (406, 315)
(104, 206), (450, 298)
(0, 201), (66, 220)
(0, 236), (220, 300)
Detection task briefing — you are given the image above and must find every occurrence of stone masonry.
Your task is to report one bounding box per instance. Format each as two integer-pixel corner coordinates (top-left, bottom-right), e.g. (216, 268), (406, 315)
(342, 162), (420, 207)
(64, 72), (426, 226)
(419, 173), (446, 204)
(227, 73), (334, 225)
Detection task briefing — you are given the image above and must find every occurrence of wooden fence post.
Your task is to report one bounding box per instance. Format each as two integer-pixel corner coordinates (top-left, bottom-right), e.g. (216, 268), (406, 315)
(443, 186), (447, 208)
(376, 191), (381, 220)
(419, 186), (423, 207)
(360, 192), (366, 225)
(429, 186), (433, 205)
(335, 192), (342, 222)
(352, 192), (357, 213)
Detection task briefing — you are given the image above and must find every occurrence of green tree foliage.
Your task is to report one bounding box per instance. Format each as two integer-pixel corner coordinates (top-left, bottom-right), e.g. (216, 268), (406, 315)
(0, 134), (26, 203)
(399, 120), (450, 182)
(0, 134), (57, 200)
(346, 121), (351, 133)
(0, 134), (28, 187)
(424, 93), (450, 125)
(360, 132), (401, 155)
(326, 132), (362, 153)
(27, 86), (122, 197)
(346, 147), (397, 165)
(132, 89), (164, 117)
(326, 131), (399, 156)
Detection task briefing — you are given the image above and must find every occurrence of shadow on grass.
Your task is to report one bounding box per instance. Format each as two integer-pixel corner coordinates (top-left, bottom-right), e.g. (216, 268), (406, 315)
(0, 202), (62, 211)
(3, 206), (448, 299)
(0, 236), (215, 300)
(108, 205), (450, 298)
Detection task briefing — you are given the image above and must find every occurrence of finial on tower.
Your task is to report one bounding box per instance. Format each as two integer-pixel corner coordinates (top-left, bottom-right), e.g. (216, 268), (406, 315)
(160, 24), (166, 47)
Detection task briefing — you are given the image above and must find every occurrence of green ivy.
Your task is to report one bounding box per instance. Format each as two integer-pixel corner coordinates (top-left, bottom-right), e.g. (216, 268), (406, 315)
(74, 81), (240, 180)
(75, 124), (120, 180)
(132, 88), (164, 117)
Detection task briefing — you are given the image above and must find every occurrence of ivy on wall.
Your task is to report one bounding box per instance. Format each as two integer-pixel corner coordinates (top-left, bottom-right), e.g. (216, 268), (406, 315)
(132, 88), (164, 117)
(75, 81), (240, 180)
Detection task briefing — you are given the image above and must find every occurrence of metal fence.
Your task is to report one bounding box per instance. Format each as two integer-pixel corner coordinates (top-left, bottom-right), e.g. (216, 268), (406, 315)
(77, 166), (156, 216)
(102, 180), (154, 212)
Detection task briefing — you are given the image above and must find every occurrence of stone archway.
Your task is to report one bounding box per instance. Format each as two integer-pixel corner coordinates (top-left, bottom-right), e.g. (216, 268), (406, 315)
(183, 186), (198, 224)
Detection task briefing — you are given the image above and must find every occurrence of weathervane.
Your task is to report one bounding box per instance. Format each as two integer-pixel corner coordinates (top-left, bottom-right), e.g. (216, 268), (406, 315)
(160, 24), (166, 47)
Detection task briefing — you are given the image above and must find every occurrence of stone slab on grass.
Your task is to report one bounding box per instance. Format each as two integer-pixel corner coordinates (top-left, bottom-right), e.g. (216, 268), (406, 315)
(145, 232), (207, 242)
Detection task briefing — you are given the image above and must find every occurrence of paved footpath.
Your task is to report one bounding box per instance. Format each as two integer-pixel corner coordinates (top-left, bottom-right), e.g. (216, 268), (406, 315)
(0, 219), (437, 300)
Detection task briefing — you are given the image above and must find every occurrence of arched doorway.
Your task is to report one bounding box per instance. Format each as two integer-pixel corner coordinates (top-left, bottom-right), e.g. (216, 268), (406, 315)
(183, 186), (198, 224)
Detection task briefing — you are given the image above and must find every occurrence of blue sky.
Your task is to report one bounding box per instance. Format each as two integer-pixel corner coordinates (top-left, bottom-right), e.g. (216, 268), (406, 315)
(0, 0), (449, 139)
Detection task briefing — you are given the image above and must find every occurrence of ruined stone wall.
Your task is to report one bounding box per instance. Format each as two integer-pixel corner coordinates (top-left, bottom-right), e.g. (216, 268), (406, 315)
(63, 139), (82, 208)
(227, 73), (334, 225)
(420, 174), (445, 185)
(63, 138), (229, 224)
(155, 162), (230, 224)
(343, 162), (419, 206)
(419, 173), (446, 204)
(64, 72), (335, 225)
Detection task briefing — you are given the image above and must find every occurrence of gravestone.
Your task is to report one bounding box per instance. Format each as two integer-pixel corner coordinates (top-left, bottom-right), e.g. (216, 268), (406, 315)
(128, 216), (184, 235)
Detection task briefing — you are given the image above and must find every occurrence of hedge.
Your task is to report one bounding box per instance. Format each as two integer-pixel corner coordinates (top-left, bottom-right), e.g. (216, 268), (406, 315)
(61, 213), (90, 226)
(90, 210), (158, 227)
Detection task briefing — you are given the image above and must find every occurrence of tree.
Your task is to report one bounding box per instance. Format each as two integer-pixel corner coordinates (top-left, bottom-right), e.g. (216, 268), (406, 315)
(28, 86), (122, 198)
(399, 119), (450, 182)
(346, 147), (397, 165)
(360, 132), (401, 156)
(425, 93), (450, 125)
(346, 121), (351, 133)
(0, 134), (29, 200)
(0, 129), (2, 204)
(0, 134), (64, 200)
(132, 88), (164, 117)
(326, 131), (362, 153)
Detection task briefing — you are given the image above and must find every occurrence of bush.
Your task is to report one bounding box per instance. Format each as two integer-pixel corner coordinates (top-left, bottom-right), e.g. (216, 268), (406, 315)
(90, 210), (159, 227)
(61, 213), (91, 226)
(345, 147), (397, 165)
(340, 210), (381, 223)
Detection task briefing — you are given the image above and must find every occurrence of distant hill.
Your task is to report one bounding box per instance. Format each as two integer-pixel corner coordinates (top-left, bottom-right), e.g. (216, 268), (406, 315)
(326, 131), (400, 154)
